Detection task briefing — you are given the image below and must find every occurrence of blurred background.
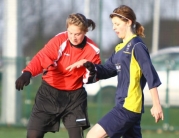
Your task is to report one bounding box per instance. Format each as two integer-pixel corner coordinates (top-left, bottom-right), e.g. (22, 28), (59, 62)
(0, 0), (179, 137)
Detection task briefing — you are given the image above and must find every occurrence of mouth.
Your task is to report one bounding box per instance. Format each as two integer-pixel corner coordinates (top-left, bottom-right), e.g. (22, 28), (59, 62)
(116, 32), (119, 35)
(71, 40), (79, 46)
(72, 41), (78, 45)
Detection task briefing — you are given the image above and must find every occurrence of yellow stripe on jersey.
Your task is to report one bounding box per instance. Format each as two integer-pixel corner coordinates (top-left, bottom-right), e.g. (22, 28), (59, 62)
(115, 43), (125, 53)
(115, 35), (137, 53)
(123, 48), (143, 113)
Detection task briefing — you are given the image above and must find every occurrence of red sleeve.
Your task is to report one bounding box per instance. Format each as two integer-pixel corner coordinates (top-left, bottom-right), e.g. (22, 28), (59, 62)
(83, 42), (101, 83)
(86, 37), (101, 64)
(23, 34), (65, 76)
(91, 54), (101, 64)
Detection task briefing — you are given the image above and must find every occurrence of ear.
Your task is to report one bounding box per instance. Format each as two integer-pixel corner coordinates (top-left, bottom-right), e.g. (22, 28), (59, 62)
(127, 20), (132, 27)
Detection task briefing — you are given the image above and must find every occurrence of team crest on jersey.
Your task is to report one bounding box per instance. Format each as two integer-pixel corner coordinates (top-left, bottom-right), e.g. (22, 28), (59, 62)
(64, 53), (70, 56)
(123, 42), (132, 54)
(126, 42), (131, 52)
(115, 63), (121, 72)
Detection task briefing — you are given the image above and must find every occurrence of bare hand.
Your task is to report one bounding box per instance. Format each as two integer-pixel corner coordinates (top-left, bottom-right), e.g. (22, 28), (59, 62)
(66, 59), (87, 71)
(150, 104), (164, 123)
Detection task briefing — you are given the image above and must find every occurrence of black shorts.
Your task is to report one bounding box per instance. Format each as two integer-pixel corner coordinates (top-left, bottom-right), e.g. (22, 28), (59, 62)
(27, 81), (90, 132)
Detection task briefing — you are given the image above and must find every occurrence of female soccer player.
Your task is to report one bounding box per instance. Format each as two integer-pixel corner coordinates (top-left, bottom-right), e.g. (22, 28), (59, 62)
(66, 5), (164, 138)
(15, 13), (101, 138)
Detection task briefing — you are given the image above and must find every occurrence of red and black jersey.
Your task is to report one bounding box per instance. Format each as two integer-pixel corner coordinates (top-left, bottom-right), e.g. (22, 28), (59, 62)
(23, 31), (101, 90)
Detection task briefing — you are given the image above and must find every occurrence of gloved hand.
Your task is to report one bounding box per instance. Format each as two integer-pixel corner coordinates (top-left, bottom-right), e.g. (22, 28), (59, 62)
(15, 71), (32, 91)
(83, 61), (96, 76)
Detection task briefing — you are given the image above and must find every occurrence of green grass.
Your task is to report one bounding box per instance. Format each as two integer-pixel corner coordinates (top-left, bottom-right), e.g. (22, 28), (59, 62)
(1, 103), (178, 138)
(87, 102), (179, 130)
(0, 126), (179, 138)
(1, 77), (179, 137)
(0, 97), (179, 138)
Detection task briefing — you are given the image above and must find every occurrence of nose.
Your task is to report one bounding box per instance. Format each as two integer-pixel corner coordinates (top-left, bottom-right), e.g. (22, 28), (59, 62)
(72, 34), (76, 40)
(113, 26), (116, 31)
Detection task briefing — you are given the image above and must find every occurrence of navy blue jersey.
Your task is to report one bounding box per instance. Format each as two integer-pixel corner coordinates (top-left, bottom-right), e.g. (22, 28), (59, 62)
(95, 36), (161, 113)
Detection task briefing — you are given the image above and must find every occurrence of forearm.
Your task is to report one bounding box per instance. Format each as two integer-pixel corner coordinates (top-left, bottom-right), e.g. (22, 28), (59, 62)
(95, 64), (117, 79)
(149, 87), (161, 105)
(149, 87), (164, 123)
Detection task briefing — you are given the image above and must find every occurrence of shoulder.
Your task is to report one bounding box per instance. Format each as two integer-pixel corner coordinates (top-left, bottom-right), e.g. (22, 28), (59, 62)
(86, 37), (100, 54)
(47, 31), (68, 44)
(131, 37), (148, 51)
(131, 37), (144, 46)
(131, 37), (150, 59)
(86, 37), (98, 47)
(55, 31), (68, 40)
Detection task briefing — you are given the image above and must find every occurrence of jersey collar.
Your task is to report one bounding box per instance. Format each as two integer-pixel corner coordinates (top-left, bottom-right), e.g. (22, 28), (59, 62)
(115, 35), (137, 53)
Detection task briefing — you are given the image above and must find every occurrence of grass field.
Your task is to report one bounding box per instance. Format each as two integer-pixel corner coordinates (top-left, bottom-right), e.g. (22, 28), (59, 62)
(1, 78), (179, 138)
(1, 101), (179, 138)
(0, 126), (179, 138)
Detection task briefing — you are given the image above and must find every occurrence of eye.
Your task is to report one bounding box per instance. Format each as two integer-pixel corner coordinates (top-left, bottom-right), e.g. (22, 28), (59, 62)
(76, 33), (82, 36)
(113, 23), (119, 27)
(67, 31), (72, 35)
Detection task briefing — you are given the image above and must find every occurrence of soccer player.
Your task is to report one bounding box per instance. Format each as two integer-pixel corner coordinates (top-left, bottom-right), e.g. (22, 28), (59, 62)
(66, 5), (164, 138)
(15, 13), (101, 138)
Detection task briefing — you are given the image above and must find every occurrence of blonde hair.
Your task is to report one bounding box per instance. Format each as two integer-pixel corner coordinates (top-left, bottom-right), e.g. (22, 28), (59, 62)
(66, 13), (96, 32)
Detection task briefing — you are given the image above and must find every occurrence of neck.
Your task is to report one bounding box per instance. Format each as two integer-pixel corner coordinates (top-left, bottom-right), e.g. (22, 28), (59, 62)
(70, 36), (86, 49)
(123, 32), (135, 43)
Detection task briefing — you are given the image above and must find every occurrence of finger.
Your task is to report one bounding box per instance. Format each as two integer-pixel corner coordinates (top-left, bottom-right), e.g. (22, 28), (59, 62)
(20, 81), (25, 90)
(66, 65), (71, 70)
(155, 114), (159, 123)
(76, 64), (83, 68)
(66, 67), (70, 71)
(155, 116), (158, 123)
(25, 81), (30, 86)
(15, 81), (21, 91)
(161, 114), (164, 120)
(159, 112), (164, 120)
(16, 85), (20, 91)
(157, 117), (161, 123)
(21, 87), (23, 90)
(156, 113), (163, 123)
(20, 85), (24, 90)
(66, 65), (73, 71)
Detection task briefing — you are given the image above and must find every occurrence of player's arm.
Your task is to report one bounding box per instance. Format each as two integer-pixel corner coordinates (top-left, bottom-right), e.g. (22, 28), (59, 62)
(16, 36), (60, 90)
(66, 52), (117, 80)
(133, 43), (161, 88)
(83, 53), (117, 83)
(95, 52), (117, 79)
(149, 87), (164, 123)
(23, 36), (60, 76)
(134, 43), (164, 123)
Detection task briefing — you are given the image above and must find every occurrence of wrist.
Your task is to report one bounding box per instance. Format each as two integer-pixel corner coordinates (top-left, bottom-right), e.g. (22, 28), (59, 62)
(23, 71), (32, 78)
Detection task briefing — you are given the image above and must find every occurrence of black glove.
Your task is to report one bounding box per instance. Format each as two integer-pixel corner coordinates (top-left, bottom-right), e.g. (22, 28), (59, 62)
(83, 61), (97, 83)
(83, 61), (96, 75)
(15, 71), (32, 91)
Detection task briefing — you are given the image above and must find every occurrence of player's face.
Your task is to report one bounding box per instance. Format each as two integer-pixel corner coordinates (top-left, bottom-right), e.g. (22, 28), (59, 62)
(111, 17), (129, 40)
(67, 25), (86, 45)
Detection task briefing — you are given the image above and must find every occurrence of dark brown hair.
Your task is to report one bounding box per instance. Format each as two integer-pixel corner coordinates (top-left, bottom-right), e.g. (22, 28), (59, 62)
(110, 5), (145, 37)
